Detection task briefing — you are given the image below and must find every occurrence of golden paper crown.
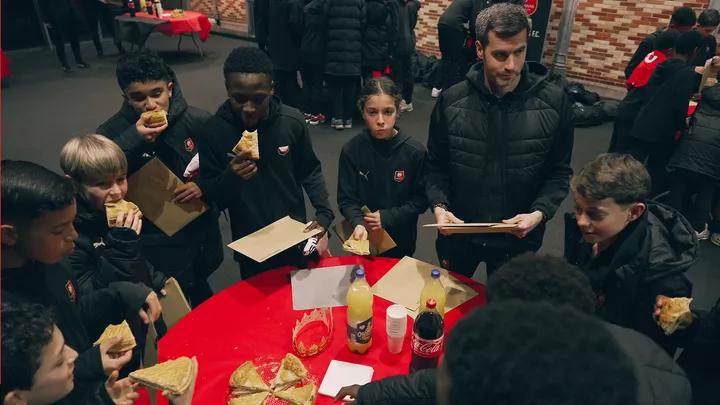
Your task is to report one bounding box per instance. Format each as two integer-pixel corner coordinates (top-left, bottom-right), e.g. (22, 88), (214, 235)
(292, 308), (333, 358)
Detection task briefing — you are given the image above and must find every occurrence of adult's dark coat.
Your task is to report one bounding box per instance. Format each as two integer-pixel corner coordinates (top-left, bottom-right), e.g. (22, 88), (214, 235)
(337, 128), (427, 257)
(96, 75), (223, 291)
(426, 61), (574, 251)
(351, 322), (692, 405)
(393, 0), (420, 57)
(669, 84), (720, 180)
(565, 203), (697, 355)
(291, 0), (329, 65)
(264, 0), (302, 71)
(325, 0), (366, 76)
(631, 58), (698, 144)
(362, 0), (398, 71)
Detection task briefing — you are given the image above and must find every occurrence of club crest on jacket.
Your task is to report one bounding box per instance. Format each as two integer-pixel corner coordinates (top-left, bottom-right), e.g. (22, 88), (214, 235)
(65, 280), (76, 302)
(278, 146), (290, 156)
(394, 171), (405, 182)
(184, 137), (195, 152)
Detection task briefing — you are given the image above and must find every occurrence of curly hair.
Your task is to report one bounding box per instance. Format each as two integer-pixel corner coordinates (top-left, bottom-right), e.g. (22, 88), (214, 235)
(116, 48), (174, 91)
(444, 301), (637, 405)
(223, 46), (274, 82)
(357, 76), (403, 112)
(486, 253), (597, 314)
(1, 301), (56, 398)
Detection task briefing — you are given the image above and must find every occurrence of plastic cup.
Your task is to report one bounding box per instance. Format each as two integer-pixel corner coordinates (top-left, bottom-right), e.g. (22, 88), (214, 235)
(386, 305), (408, 354)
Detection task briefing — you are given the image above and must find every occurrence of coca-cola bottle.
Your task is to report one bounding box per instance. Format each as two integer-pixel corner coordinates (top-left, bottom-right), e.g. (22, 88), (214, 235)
(410, 298), (444, 372)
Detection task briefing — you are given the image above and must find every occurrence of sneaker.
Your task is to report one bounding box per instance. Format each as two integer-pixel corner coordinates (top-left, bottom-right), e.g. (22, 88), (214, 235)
(712, 233), (720, 247)
(400, 100), (414, 112)
(304, 113), (312, 123)
(309, 114), (326, 126)
(76, 62), (90, 68)
(344, 119), (353, 129)
(696, 224), (710, 241)
(63, 65), (74, 73)
(331, 118), (344, 130)
(432, 88), (442, 98)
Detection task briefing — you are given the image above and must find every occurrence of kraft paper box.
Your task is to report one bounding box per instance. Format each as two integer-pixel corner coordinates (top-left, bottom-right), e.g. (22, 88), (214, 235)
(228, 216), (321, 263)
(422, 222), (517, 234)
(126, 158), (207, 237)
(161, 278), (191, 330)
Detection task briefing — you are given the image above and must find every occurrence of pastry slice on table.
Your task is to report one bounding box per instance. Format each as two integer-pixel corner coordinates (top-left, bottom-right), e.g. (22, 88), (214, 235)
(342, 239), (370, 256)
(228, 392), (270, 405)
(274, 384), (317, 405)
(658, 297), (693, 335)
(271, 353), (308, 391)
(233, 130), (260, 160)
(230, 361), (270, 395)
(93, 320), (137, 353)
(129, 356), (196, 396)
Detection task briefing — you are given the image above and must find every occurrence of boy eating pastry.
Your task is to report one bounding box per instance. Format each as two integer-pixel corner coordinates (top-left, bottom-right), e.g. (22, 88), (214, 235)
(198, 46), (334, 279)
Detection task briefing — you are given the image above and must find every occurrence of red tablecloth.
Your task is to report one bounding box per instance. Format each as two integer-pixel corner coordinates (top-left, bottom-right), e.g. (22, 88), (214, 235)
(134, 256), (486, 405)
(1, 51), (10, 79)
(127, 11), (211, 41)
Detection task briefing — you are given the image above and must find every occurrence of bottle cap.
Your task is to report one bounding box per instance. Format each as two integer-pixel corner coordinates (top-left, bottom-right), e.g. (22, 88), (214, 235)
(355, 268), (365, 278)
(426, 298), (437, 309)
(431, 269), (441, 279)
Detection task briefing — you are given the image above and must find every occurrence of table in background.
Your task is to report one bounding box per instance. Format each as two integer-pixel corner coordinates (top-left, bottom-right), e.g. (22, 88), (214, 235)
(115, 11), (211, 56)
(134, 256), (486, 405)
(2, 51), (10, 79)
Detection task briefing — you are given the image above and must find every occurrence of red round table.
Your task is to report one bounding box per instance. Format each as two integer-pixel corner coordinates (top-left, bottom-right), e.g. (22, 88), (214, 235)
(134, 256), (486, 405)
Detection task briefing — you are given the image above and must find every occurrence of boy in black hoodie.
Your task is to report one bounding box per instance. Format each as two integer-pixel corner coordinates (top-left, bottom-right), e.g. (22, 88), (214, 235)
(630, 29), (703, 196)
(97, 49), (223, 308)
(198, 47), (335, 279)
(1, 160), (161, 404)
(338, 76), (427, 258)
(565, 153), (697, 355)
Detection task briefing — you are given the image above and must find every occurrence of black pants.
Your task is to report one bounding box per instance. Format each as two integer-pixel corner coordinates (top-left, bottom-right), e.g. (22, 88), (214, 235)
(326, 74), (358, 120)
(437, 25), (468, 91)
(274, 69), (302, 110)
(392, 54), (414, 103)
(301, 63), (325, 116)
(669, 169), (716, 232)
(436, 234), (534, 279)
(630, 138), (675, 197)
(47, 14), (84, 67)
(84, 2), (122, 53)
(609, 118), (634, 153)
(237, 246), (316, 280)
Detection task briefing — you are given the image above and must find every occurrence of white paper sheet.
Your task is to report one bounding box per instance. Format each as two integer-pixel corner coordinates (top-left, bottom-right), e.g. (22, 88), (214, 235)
(290, 265), (361, 310)
(318, 360), (374, 399)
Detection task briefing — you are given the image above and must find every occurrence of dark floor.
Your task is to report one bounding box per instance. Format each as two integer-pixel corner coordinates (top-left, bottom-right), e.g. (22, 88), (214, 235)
(3, 34), (719, 309)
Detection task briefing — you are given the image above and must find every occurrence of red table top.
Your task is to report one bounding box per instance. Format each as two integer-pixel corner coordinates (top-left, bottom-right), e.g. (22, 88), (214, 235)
(134, 256), (486, 405)
(123, 10), (211, 41)
(1, 51), (10, 79)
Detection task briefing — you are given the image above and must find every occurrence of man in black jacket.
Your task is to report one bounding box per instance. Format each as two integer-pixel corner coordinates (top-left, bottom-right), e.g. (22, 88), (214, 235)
(630, 30), (703, 196)
(37, 0), (89, 72)
(624, 7), (696, 80)
(361, 0), (398, 81)
(434, 0), (477, 94)
(691, 9), (720, 85)
(97, 49), (224, 308)
(427, 3), (574, 278)
(198, 47), (334, 279)
(337, 254), (692, 405)
(392, 0), (420, 113)
(1, 160), (161, 404)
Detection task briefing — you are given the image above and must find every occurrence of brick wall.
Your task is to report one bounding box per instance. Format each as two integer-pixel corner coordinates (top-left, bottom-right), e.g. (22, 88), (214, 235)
(188, 0), (711, 89)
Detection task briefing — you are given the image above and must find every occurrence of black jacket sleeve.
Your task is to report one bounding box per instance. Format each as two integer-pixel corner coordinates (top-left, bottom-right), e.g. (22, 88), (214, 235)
(426, 97), (452, 209)
(77, 281), (152, 340)
(293, 124), (335, 230)
(97, 124), (153, 175)
(380, 150), (428, 229)
(356, 369), (436, 405)
(255, 0), (270, 50)
(625, 38), (655, 80)
(73, 346), (107, 386)
(530, 93), (574, 221)
(676, 297), (720, 403)
(289, 0), (304, 40)
(673, 68), (700, 132)
(197, 121), (242, 211)
(387, 0), (400, 55)
(337, 148), (366, 229)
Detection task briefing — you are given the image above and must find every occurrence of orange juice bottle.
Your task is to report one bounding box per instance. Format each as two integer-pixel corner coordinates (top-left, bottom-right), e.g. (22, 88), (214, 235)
(419, 269), (446, 316)
(347, 267), (373, 354)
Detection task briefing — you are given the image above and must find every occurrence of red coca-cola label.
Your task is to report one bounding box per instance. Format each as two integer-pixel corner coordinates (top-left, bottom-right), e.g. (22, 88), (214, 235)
(411, 333), (444, 358)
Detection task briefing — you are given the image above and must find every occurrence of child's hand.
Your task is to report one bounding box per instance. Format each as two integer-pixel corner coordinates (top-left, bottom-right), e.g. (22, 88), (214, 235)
(653, 295), (694, 330)
(352, 225), (368, 241)
(114, 210), (142, 235)
(99, 337), (133, 375)
(162, 357), (199, 405)
(364, 212), (383, 231)
(136, 114), (167, 143)
(139, 291), (163, 324)
(695, 66), (706, 75)
(229, 150), (257, 180)
(105, 369), (140, 405)
(334, 384), (361, 404)
(173, 182), (203, 203)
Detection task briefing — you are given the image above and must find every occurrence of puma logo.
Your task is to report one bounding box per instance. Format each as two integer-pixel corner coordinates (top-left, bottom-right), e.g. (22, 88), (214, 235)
(359, 171), (370, 180)
(93, 239), (105, 248)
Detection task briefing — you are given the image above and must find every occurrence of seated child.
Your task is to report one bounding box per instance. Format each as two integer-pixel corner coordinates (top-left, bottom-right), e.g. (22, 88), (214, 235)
(198, 46), (335, 279)
(97, 49), (223, 307)
(337, 76), (427, 258)
(667, 72), (720, 240)
(565, 153), (697, 355)
(1, 160), (162, 402)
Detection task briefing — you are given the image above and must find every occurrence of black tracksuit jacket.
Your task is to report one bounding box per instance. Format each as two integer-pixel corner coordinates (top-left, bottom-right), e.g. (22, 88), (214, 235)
(337, 128), (427, 257)
(197, 96), (335, 262)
